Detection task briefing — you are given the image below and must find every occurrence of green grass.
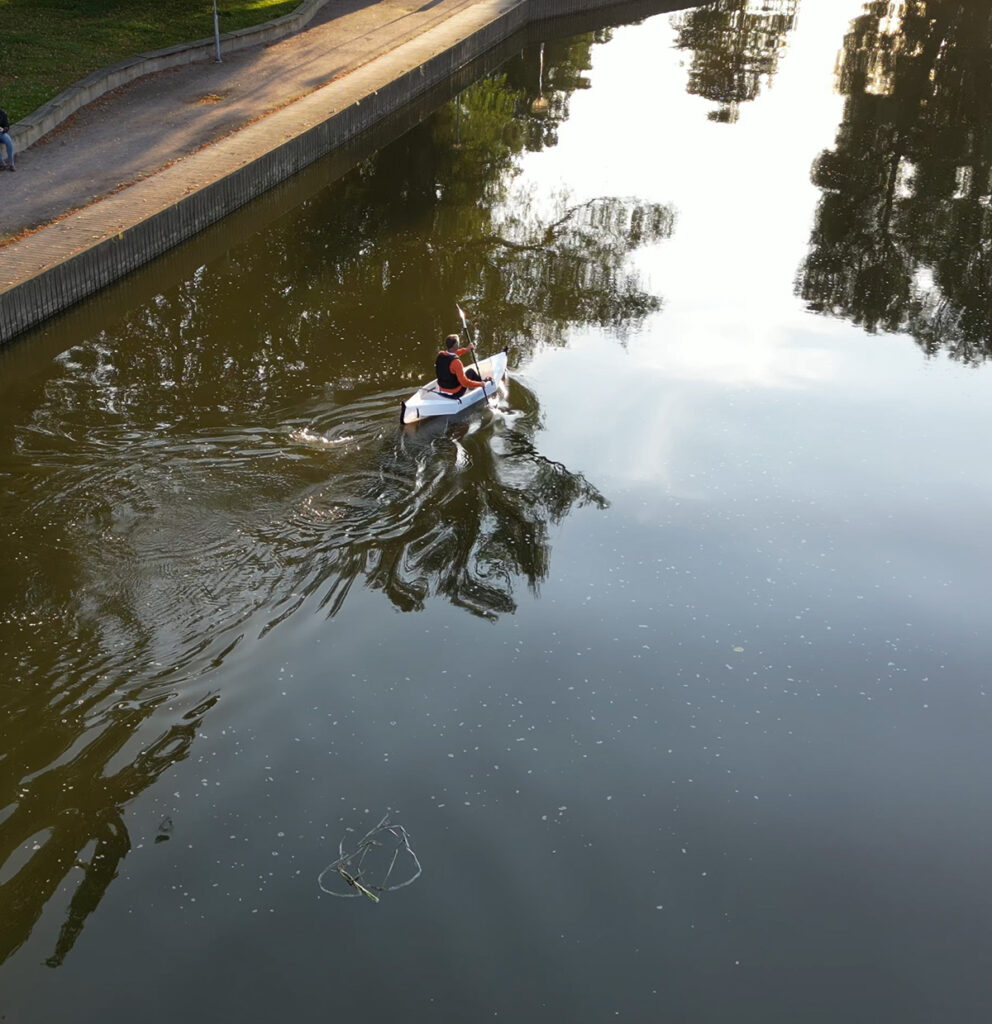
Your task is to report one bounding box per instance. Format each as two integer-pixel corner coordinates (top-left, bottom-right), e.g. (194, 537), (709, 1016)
(0, 0), (303, 121)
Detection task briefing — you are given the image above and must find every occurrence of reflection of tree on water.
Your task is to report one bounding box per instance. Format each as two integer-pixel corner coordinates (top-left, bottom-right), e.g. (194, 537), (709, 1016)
(277, 379), (606, 624)
(798, 2), (992, 362)
(0, 27), (639, 970)
(370, 385), (605, 619)
(0, 687), (212, 967)
(672, 0), (798, 122)
(284, 37), (674, 355)
(464, 190), (674, 346)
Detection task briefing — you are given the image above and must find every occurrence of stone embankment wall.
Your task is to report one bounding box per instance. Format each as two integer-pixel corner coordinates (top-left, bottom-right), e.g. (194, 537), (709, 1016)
(0, 0), (683, 344)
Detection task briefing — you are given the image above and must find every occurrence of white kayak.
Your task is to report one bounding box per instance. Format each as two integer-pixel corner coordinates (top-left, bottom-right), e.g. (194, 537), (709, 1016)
(400, 349), (508, 425)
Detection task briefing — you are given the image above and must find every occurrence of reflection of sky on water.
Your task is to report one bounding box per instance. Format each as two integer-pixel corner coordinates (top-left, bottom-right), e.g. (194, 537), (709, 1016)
(503, 0), (992, 663)
(525, 319), (988, 500)
(514, 2), (860, 310)
(527, 323), (991, 637)
(508, 5), (863, 494)
(512, 0), (989, 514)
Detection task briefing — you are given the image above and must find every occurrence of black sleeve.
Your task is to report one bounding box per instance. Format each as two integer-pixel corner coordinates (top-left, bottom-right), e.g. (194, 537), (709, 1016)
(0, 110), (8, 131)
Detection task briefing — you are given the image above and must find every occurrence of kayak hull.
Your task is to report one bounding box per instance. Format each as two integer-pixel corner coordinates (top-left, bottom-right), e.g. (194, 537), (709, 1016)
(400, 350), (508, 426)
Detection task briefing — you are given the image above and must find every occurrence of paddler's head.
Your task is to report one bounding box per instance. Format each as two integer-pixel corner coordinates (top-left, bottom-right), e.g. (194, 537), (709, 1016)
(444, 334), (460, 351)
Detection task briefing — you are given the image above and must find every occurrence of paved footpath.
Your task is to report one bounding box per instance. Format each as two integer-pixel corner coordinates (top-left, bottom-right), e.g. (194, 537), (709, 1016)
(0, 0), (492, 276)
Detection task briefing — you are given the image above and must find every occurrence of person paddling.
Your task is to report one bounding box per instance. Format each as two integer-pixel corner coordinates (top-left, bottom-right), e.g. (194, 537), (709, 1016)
(435, 334), (493, 399)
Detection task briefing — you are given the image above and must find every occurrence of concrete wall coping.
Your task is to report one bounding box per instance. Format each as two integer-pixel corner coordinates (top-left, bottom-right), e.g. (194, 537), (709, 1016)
(9, 0), (332, 153)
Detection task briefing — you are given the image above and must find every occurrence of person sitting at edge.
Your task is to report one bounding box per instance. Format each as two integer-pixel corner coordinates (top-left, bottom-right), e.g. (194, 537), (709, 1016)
(0, 106), (14, 171)
(435, 333), (493, 399)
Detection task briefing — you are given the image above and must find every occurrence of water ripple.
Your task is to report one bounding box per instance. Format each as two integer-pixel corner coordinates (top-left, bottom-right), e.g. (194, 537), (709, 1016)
(3, 378), (603, 714)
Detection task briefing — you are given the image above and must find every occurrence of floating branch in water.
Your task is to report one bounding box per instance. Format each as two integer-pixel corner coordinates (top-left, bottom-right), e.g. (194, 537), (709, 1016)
(317, 813), (422, 902)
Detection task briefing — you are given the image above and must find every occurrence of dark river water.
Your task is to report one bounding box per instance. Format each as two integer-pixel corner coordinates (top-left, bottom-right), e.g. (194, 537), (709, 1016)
(3, 1), (992, 1020)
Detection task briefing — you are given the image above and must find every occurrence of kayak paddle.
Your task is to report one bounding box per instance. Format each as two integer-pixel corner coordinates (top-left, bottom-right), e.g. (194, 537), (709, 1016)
(456, 303), (493, 404)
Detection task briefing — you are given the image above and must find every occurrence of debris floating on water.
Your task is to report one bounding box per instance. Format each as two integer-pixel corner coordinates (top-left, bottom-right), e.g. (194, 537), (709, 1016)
(317, 813), (422, 902)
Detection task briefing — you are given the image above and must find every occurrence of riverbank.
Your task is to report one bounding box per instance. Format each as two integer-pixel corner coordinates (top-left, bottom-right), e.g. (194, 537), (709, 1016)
(0, 0), (685, 346)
